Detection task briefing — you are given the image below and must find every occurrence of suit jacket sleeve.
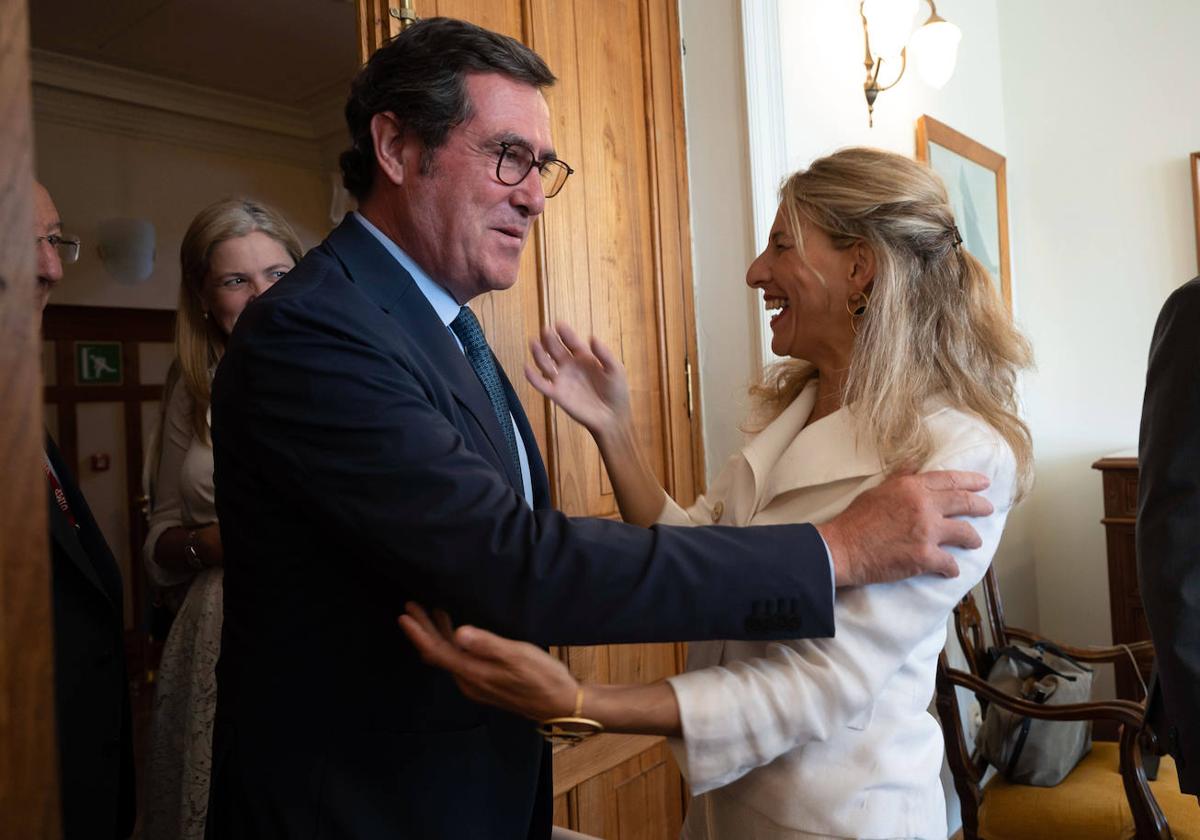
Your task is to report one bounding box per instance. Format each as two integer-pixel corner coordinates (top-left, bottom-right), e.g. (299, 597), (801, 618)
(665, 441), (1015, 794)
(214, 295), (834, 647)
(1137, 278), (1200, 794)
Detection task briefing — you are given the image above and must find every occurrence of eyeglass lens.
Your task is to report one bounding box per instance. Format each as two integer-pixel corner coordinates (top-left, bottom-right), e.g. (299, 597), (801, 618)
(39, 235), (80, 264)
(497, 146), (571, 198)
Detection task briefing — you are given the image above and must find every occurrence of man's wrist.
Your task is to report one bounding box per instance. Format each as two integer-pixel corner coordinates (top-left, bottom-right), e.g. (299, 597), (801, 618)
(815, 521), (847, 588)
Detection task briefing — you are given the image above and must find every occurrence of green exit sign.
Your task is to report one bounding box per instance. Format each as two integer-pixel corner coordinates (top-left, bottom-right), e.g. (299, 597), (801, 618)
(75, 342), (123, 385)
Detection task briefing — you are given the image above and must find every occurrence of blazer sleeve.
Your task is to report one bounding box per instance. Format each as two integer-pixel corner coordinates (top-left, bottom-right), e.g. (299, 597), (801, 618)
(665, 440), (1016, 794)
(214, 298), (835, 647)
(1137, 279), (1200, 794)
(143, 378), (194, 588)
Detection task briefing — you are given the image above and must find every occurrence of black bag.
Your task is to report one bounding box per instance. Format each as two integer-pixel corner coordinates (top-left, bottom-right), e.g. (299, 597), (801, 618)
(977, 640), (1094, 786)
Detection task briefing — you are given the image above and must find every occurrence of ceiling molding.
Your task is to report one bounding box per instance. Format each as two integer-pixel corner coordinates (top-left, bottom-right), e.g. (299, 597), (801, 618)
(31, 48), (320, 139)
(33, 85), (323, 170)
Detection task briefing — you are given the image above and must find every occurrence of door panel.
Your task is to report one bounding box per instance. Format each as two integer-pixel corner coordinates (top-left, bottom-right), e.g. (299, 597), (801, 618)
(359, 3), (701, 836)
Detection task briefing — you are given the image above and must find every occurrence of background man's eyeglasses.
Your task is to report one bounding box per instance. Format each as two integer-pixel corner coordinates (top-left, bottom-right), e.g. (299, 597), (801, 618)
(495, 143), (574, 198)
(36, 233), (81, 264)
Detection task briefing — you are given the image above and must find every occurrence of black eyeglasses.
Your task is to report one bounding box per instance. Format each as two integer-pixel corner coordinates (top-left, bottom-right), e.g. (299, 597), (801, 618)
(36, 233), (81, 264)
(495, 142), (574, 198)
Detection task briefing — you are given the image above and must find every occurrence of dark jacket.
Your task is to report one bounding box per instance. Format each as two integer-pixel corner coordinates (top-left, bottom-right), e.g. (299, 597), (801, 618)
(205, 215), (835, 838)
(46, 435), (136, 839)
(1137, 276), (1200, 797)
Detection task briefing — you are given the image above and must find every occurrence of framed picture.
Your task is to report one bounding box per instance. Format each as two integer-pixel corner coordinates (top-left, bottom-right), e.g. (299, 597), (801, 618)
(1191, 152), (1200, 274)
(916, 115), (1011, 311)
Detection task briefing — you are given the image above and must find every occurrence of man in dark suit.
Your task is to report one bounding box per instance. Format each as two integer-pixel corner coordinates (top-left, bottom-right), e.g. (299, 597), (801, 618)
(35, 180), (136, 838)
(1138, 276), (1200, 800)
(207, 17), (992, 838)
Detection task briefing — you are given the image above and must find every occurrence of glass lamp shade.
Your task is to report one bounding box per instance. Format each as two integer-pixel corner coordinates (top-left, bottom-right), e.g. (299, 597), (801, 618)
(96, 218), (156, 284)
(862, 0), (919, 63)
(911, 17), (962, 88)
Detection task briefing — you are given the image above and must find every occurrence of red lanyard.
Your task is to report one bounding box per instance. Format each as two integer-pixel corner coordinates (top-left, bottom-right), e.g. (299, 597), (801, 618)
(43, 455), (79, 529)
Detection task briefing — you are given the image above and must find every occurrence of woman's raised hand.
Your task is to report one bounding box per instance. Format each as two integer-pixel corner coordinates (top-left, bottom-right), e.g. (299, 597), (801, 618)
(524, 322), (631, 438)
(398, 603), (578, 722)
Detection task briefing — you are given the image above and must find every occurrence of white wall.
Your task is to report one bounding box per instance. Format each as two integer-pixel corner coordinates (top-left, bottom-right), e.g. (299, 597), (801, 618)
(996, 0), (1200, 690)
(680, 0), (762, 481)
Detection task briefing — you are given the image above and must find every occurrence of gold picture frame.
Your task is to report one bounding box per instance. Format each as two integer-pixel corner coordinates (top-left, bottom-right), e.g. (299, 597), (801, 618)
(916, 115), (1012, 311)
(1191, 152), (1200, 275)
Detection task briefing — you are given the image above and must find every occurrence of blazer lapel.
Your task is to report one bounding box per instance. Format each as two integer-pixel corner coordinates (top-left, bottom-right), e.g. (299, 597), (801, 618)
(745, 380), (885, 511)
(44, 437), (118, 608)
(324, 217), (524, 491)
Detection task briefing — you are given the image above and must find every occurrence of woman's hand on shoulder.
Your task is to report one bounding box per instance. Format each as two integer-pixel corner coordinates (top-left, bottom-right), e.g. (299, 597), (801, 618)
(524, 322), (631, 439)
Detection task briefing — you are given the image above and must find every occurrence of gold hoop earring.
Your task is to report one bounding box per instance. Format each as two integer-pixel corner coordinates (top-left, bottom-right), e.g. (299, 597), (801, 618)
(847, 290), (870, 335)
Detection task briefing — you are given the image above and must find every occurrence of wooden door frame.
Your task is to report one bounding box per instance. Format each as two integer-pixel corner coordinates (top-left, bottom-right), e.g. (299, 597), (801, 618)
(0, 0), (62, 835)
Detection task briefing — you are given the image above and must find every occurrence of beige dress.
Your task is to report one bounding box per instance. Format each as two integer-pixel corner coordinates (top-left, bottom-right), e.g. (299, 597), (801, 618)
(143, 379), (222, 840)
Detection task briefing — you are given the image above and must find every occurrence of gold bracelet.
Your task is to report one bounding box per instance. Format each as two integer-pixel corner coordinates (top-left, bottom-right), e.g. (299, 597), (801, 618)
(536, 686), (604, 746)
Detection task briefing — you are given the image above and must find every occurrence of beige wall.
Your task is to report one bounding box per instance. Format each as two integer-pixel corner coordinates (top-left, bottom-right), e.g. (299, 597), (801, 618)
(996, 0), (1200, 691)
(33, 60), (339, 311)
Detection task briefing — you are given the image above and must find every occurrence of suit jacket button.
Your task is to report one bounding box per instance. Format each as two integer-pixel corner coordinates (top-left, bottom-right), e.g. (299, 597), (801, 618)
(711, 501), (724, 522)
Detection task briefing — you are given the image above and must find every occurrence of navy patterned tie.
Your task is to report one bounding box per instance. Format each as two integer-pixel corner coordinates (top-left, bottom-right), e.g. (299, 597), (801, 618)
(450, 305), (523, 482)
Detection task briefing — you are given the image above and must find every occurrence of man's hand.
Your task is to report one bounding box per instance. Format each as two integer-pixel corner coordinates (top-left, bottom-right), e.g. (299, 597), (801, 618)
(816, 470), (993, 588)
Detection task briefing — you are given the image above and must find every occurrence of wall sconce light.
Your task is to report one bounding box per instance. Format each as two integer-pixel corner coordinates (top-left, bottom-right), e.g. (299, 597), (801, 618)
(860, 0), (962, 127)
(96, 218), (156, 285)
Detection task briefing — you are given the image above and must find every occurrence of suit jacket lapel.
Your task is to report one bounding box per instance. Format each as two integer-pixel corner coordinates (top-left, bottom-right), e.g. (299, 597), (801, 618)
(44, 436), (119, 608)
(324, 217), (525, 491)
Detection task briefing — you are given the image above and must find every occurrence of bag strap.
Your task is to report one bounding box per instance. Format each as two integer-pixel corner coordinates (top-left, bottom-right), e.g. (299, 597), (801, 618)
(1005, 715), (1034, 778)
(1032, 640), (1094, 673)
(994, 646), (1078, 682)
(1002, 685), (1048, 779)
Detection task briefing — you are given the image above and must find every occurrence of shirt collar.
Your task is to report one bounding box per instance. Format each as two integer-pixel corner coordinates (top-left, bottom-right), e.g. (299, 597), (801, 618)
(352, 211), (462, 328)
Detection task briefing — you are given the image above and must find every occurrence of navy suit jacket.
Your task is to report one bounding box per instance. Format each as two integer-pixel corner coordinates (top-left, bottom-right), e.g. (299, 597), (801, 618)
(45, 436), (135, 839)
(1138, 276), (1200, 797)
(206, 216), (835, 838)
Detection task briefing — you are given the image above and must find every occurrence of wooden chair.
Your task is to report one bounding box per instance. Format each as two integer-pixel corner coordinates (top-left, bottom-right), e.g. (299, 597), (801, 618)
(935, 567), (1197, 840)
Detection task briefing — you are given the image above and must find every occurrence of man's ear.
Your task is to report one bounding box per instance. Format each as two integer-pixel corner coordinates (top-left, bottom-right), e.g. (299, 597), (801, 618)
(370, 112), (415, 187)
(849, 240), (877, 292)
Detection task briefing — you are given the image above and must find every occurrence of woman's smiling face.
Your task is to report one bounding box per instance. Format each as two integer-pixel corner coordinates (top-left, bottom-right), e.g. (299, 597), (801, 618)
(746, 205), (869, 362)
(201, 231), (294, 336)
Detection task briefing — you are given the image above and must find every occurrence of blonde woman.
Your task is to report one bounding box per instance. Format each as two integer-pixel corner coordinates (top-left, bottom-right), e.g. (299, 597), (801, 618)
(401, 147), (1033, 840)
(143, 199), (303, 840)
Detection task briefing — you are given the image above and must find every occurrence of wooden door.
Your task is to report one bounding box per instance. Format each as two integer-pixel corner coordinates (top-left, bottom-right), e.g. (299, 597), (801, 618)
(0, 0), (60, 835)
(40, 304), (176, 788)
(359, 3), (704, 836)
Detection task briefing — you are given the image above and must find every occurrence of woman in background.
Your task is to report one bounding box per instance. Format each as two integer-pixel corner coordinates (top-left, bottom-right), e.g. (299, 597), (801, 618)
(143, 198), (303, 840)
(403, 147), (1034, 840)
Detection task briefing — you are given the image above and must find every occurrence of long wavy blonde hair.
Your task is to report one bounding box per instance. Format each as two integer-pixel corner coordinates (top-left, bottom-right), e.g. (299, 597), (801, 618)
(751, 147), (1033, 498)
(175, 198), (303, 441)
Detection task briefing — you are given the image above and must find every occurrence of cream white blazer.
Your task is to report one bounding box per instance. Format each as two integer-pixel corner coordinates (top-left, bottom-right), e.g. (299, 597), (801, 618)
(661, 381), (1016, 840)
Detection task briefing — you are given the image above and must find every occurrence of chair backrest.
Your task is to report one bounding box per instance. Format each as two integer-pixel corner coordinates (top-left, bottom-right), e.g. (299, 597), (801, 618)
(938, 565), (1172, 840)
(950, 565), (1007, 679)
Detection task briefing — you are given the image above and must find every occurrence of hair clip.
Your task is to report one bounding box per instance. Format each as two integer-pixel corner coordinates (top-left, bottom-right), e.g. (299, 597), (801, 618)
(951, 224), (963, 250)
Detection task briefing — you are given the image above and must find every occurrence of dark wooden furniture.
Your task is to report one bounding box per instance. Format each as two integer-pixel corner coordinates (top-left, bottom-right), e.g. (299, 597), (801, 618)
(937, 567), (1170, 839)
(1093, 453), (1156, 703)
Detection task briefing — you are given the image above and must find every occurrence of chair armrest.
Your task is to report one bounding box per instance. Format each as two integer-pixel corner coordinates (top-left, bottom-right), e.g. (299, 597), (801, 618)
(937, 665), (1146, 729)
(1004, 626), (1155, 665)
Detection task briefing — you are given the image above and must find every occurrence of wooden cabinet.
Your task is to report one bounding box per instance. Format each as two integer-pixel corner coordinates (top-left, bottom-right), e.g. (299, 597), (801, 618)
(359, 3), (702, 836)
(1092, 453), (1155, 702)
